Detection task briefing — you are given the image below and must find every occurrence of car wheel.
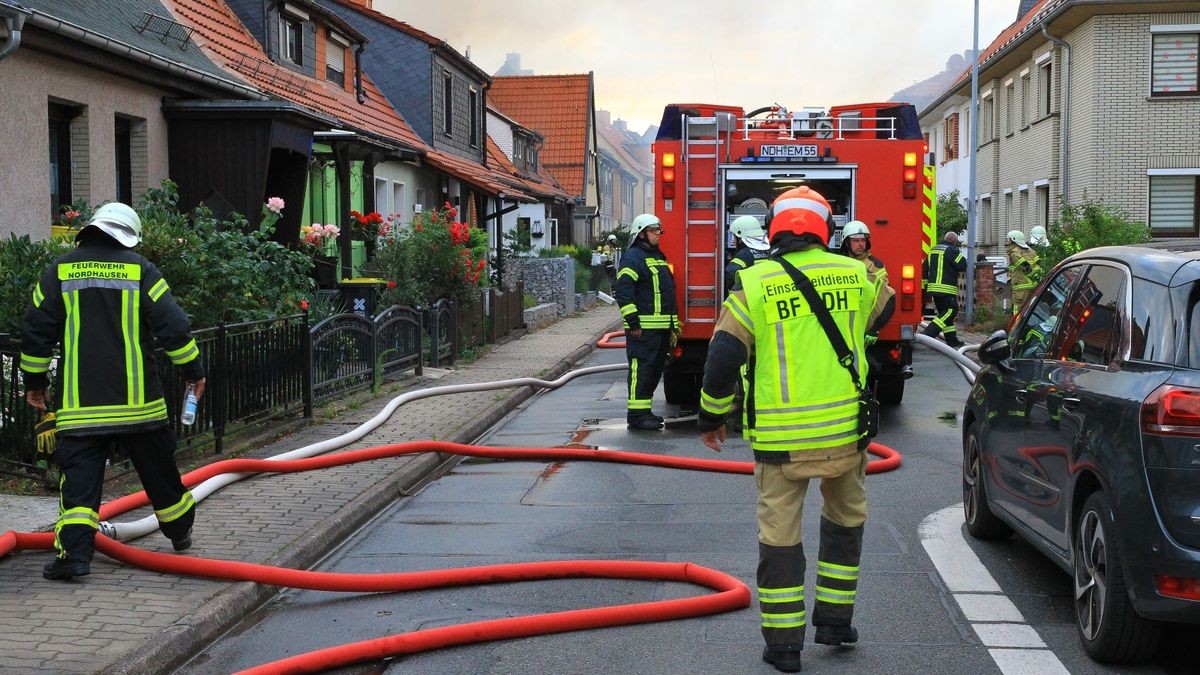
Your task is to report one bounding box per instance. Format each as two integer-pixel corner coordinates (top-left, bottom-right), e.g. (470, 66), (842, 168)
(1073, 491), (1161, 663)
(963, 422), (1012, 539)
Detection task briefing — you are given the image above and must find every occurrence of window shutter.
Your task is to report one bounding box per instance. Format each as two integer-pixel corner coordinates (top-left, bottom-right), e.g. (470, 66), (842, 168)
(1150, 176), (1197, 232)
(951, 113), (960, 159)
(1152, 33), (1199, 94)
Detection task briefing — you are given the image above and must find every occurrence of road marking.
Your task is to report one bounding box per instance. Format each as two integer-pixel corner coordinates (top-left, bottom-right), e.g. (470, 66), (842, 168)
(920, 505), (1070, 675)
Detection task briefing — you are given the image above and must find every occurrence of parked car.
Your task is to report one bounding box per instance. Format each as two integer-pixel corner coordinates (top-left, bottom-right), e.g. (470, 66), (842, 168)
(962, 246), (1200, 664)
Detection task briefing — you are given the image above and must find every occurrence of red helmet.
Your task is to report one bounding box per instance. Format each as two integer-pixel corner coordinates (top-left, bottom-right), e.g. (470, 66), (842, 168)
(768, 186), (833, 245)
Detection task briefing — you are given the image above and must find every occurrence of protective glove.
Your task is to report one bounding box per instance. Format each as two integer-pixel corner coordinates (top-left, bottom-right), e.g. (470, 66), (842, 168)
(34, 411), (57, 455)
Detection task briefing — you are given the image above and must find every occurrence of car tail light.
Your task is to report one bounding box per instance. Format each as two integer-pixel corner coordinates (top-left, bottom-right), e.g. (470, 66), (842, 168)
(1141, 385), (1200, 436)
(900, 264), (916, 311)
(1155, 575), (1200, 601)
(889, 346), (902, 363)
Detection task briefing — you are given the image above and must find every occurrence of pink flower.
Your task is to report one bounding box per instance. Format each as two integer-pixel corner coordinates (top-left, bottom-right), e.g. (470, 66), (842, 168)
(267, 197), (286, 214)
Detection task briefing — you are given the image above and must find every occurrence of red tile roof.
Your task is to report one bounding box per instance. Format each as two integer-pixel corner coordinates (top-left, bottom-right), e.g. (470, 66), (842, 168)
(486, 137), (571, 201)
(162, 0), (426, 151)
(597, 123), (650, 177)
(950, 0), (1061, 89)
(162, 0), (521, 198)
(489, 74), (593, 197)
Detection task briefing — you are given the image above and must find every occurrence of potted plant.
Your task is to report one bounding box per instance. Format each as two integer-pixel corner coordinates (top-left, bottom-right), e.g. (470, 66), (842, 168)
(301, 223), (341, 288)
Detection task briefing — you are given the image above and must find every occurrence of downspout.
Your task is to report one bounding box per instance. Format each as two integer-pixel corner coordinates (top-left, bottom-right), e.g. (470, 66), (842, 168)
(354, 43), (365, 103)
(0, 4), (30, 63)
(1042, 25), (1070, 205)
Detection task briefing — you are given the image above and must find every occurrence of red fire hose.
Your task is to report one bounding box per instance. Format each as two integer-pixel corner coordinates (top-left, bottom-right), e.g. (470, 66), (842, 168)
(0, 440), (900, 673)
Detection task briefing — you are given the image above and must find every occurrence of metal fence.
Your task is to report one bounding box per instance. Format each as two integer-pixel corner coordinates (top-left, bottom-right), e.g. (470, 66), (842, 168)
(0, 298), (475, 478)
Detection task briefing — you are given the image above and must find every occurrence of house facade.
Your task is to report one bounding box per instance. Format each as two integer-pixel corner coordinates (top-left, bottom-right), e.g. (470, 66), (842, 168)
(0, 0), (259, 240)
(921, 0), (1200, 252)
(596, 110), (653, 236)
(490, 74), (599, 246)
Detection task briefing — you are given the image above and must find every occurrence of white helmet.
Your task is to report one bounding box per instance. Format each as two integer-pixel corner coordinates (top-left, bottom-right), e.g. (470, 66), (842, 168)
(729, 215), (769, 251)
(1007, 229), (1029, 249)
(83, 202), (142, 247)
(1029, 225), (1047, 245)
(630, 213), (662, 239)
(843, 220), (870, 239)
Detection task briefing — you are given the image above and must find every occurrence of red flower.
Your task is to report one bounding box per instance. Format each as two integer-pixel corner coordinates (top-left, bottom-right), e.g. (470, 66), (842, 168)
(387, 280), (397, 289)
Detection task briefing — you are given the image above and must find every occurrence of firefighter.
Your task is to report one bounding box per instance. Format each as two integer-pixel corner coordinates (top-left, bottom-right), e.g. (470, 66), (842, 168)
(1007, 229), (1038, 316)
(921, 231), (967, 348)
(615, 213), (678, 430)
(724, 215), (770, 293)
(838, 221), (895, 345)
(601, 233), (619, 287)
(697, 187), (879, 673)
(20, 203), (204, 580)
(1029, 224), (1049, 248)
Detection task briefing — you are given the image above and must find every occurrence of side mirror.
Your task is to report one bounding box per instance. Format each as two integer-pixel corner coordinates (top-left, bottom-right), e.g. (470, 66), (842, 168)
(978, 330), (1011, 365)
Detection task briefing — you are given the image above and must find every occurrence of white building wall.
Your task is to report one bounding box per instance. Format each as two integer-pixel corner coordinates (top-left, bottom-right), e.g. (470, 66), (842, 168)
(486, 112), (514, 157)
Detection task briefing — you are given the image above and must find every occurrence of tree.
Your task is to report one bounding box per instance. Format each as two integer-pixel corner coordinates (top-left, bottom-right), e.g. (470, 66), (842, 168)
(1032, 197), (1151, 282)
(936, 190), (968, 240)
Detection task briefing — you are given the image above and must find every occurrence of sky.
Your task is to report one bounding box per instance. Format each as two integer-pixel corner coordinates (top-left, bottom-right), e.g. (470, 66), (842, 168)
(373, 0), (1021, 134)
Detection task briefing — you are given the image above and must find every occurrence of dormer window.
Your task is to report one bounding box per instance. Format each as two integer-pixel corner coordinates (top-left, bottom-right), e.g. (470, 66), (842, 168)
(281, 17), (302, 65)
(326, 30), (348, 87)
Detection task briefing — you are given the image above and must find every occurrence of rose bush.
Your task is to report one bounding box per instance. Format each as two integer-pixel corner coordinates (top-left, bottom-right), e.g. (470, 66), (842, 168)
(367, 202), (487, 307)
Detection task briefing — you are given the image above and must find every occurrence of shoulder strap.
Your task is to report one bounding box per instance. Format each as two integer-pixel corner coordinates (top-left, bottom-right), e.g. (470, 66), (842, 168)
(775, 256), (866, 393)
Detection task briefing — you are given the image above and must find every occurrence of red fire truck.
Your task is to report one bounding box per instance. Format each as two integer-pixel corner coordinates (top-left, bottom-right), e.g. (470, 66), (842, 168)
(651, 101), (936, 405)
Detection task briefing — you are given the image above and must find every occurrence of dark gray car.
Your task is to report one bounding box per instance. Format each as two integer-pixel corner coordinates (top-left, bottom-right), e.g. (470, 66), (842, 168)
(963, 246), (1200, 664)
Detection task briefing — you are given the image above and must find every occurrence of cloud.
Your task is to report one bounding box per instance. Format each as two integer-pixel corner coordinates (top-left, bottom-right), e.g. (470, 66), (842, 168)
(374, 0), (1021, 132)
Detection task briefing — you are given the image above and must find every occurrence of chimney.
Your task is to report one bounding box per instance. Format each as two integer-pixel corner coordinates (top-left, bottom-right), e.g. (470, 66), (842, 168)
(614, 118), (628, 133)
(596, 109), (611, 127)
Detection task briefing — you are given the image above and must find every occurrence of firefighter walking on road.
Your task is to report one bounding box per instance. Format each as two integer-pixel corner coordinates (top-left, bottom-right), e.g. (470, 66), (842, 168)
(615, 213), (678, 430)
(921, 231), (967, 348)
(20, 203), (204, 581)
(1007, 229), (1038, 316)
(697, 187), (879, 673)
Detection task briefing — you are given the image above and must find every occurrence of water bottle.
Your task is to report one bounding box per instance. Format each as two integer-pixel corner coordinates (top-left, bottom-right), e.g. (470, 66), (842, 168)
(180, 383), (197, 426)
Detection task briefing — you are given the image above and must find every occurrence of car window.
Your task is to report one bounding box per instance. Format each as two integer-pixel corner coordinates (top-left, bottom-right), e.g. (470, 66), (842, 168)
(1054, 264), (1125, 366)
(1012, 265), (1083, 359)
(1179, 282), (1200, 369)
(1131, 278), (1171, 363)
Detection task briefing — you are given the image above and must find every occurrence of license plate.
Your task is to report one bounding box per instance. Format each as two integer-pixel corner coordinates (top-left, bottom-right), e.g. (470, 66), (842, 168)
(759, 144), (818, 158)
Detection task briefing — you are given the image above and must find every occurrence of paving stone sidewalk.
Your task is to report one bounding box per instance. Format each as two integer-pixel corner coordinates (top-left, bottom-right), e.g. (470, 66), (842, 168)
(0, 305), (620, 674)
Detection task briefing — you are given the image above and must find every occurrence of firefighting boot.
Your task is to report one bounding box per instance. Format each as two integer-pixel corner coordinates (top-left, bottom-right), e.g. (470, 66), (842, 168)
(944, 333), (965, 348)
(814, 625), (859, 646)
(762, 644), (803, 672)
(171, 527), (193, 552)
(42, 556), (90, 581)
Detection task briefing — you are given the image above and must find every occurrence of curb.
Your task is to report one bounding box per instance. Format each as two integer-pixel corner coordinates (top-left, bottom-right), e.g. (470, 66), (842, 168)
(100, 320), (621, 674)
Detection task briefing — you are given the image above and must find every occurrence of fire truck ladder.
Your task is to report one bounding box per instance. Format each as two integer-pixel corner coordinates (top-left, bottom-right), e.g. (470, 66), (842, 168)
(681, 115), (728, 326)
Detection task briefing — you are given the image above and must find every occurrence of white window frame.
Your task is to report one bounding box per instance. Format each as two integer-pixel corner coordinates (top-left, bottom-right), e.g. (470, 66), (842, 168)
(1149, 28), (1200, 97)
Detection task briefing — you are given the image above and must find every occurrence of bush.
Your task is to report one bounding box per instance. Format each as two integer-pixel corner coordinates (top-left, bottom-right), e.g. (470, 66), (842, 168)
(1032, 197), (1151, 282)
(0, 235), (70, 335)
(1, 180), (315, 334)
(369, 203), (488, 308)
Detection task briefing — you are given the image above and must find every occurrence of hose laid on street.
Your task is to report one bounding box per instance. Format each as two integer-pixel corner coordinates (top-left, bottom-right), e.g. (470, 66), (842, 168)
(0, 354), (902, 673)
(913, 333), (981, 385)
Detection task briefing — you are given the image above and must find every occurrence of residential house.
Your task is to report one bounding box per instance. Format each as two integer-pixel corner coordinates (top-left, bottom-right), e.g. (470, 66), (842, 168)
(0, 0), (261, 240)
(312, 0), (535, 250)
(596, 109), (653, 235)
(490, 74), (600, 246)
(486, 105), (572, 254)
(921, 0), (1200, 253)
(164, 0), (432, 274)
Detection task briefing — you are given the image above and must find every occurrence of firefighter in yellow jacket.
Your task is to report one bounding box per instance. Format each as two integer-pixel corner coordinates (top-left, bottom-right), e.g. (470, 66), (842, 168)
(1006, 229), (1038, 316)
(698, 187), (879, 673)
(21, 203), (204, 581)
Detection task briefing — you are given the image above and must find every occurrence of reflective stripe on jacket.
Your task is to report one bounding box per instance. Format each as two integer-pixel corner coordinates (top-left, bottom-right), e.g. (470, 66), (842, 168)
(700, 247), (876, 458)
(923, 243), (966, 296)
(614, 240), (678, 330)
(20, 243), (204, 435)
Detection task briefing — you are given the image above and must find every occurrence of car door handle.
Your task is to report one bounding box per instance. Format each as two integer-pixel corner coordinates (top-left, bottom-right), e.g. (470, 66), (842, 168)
(1062, 396), (1081, 412)
(1014, 391), (1027, 404)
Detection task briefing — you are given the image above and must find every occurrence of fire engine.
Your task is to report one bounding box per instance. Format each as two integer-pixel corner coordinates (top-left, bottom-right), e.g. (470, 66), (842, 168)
(651, 101), (936, 405)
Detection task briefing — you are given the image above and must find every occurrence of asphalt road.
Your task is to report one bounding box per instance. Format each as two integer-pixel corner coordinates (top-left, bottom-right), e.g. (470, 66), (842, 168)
(180, 346), (1191, 674)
